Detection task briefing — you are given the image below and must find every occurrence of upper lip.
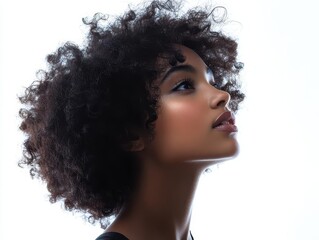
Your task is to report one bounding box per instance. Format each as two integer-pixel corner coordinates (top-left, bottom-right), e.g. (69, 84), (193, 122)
(212, 111), (235, 128)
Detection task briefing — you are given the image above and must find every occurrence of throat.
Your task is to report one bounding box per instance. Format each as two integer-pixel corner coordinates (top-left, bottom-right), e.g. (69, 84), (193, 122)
(109, 162), (201, 240)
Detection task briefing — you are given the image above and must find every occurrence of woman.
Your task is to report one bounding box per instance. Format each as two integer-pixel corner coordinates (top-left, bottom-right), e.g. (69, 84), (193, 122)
(19, 1), (245, 239)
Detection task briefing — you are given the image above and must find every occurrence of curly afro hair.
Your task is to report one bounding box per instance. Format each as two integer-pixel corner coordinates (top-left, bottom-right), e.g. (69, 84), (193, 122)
(19, 0), (245, 227)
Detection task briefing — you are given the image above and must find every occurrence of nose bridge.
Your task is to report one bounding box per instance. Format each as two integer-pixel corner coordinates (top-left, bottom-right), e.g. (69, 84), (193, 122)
(208, 87), (231, 109)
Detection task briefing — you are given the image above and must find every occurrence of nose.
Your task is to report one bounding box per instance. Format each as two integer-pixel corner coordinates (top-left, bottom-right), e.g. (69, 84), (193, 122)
(209, 88), (231, 109)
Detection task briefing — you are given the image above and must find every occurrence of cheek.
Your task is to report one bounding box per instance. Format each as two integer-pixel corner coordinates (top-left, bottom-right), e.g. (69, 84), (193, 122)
(146, 98), (238, 162)
(157, 99), (205, 134)
(151, 99), (209, 159)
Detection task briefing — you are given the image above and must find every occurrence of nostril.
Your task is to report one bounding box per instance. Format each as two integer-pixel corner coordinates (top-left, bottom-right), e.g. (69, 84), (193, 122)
(217, 100), (226, 107)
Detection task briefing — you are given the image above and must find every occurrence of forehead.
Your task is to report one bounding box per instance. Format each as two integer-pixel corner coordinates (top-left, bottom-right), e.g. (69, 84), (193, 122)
(156, 45), (208, 75)
(174, 45), (206, 66)
(156, 45), (212, 82)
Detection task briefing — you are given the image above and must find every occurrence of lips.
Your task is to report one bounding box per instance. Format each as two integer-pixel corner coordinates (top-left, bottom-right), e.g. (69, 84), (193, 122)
(212, 111), (238, 132)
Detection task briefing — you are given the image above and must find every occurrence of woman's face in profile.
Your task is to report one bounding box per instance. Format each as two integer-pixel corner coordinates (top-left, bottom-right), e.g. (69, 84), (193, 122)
(143, 45), (238, 164)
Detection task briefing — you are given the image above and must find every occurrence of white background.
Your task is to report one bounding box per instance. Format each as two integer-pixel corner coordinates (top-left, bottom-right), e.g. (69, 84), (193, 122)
(1, 0), (318, 239)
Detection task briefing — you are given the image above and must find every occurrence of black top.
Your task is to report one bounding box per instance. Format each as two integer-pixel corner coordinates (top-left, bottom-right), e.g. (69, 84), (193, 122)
(96, 232), (129, 240)
(95, 231), (194, 240)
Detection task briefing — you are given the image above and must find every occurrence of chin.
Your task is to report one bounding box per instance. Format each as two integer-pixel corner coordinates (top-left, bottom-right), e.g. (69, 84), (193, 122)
(210, 140), (239, 161)
(193, 148), (239, 164)
(226, 141), (239, 157)
(225, 140), (239, 157)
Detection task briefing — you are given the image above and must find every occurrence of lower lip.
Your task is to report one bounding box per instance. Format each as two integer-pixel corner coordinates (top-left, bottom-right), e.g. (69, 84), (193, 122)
(213, 124), (238, 133)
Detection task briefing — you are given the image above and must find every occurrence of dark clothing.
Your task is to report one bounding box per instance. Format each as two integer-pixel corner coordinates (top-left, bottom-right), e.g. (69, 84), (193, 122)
(96, 232), (129, 240)
(95, 231), (194, 240)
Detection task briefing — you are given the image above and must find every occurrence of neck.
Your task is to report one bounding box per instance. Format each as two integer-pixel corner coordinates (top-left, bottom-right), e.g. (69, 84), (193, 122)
(108, 157), (204, 240)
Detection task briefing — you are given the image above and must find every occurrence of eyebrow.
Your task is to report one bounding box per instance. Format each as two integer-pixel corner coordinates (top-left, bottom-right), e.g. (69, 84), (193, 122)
(160, 65), (196, 84)
(160, 64), (214, 84)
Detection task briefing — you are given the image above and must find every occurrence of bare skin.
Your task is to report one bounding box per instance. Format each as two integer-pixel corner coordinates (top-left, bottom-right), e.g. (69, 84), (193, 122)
(106, 46), (237, 240)
(107, 162), (203, 240)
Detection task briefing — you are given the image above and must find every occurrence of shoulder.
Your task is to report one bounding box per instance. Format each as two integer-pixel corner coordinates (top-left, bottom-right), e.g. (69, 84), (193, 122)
(95, 232), (129, 240)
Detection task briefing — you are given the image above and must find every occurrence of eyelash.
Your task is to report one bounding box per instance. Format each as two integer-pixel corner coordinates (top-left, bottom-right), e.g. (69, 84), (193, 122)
(171, 78), (221, 92)
(171, 78), (195, 92)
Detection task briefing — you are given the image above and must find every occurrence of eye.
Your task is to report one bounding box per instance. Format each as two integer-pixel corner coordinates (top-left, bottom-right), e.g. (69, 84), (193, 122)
(172, 78), (195, 92)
